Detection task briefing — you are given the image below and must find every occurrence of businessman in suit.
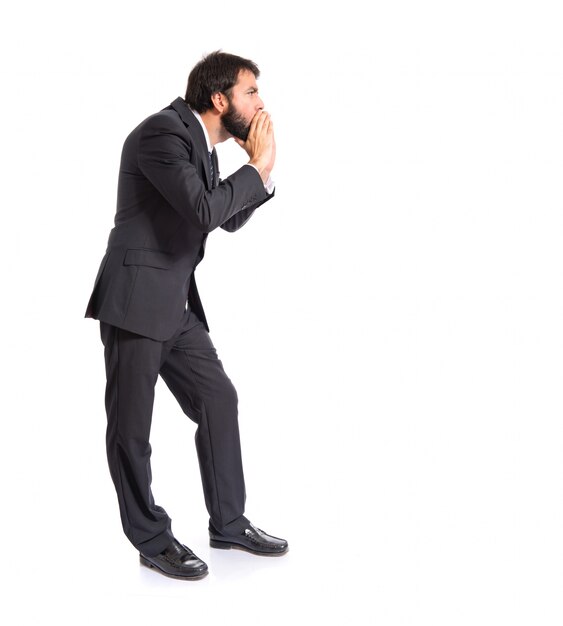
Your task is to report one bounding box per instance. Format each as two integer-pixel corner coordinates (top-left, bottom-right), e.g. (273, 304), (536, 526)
(85, 51), (287, 580)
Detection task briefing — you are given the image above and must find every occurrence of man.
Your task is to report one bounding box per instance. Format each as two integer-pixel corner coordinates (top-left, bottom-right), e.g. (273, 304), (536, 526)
(85, 51), (287, 580)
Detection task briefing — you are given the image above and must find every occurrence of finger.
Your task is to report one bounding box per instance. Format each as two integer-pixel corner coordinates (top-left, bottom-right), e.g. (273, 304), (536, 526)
(253, 110), (269, 135)
(263, 117), (274, 137)
(250, 109), (267, 134)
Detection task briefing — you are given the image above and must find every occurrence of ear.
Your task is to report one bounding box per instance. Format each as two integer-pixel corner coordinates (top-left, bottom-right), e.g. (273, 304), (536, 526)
(210, 92), (228, 114)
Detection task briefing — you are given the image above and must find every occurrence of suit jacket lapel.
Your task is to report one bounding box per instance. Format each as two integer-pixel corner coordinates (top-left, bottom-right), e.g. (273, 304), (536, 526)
(211, 148), (219, 187)
(169, 97), (213, 189)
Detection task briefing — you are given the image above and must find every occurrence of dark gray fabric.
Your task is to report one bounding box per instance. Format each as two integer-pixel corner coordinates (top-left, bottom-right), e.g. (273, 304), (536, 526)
(85, 97), (274, 341)
(100, 308), (247, 557)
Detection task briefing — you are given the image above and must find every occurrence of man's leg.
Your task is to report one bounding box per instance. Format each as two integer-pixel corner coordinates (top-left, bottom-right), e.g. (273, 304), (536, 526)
(158, 309), (248, 535)
(100, 322), (175, 557)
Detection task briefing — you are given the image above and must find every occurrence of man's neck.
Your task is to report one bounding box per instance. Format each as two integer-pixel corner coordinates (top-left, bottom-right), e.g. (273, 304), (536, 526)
(192, 108), (229, 148)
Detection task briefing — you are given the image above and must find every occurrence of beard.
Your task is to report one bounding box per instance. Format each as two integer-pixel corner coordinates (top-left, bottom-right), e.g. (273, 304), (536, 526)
(221, 101), (251, 141)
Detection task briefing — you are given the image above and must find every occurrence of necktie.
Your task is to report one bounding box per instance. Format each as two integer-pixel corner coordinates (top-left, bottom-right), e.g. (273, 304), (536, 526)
(208, 151), (214, 188)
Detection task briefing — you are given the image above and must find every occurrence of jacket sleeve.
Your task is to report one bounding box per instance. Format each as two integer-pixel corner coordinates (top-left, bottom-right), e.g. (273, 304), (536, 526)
(137, 115), (268, 233)
(220, 188), (275, 232)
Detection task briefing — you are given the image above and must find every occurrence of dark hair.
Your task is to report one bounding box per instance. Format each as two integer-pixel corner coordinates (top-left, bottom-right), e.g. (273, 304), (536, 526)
(185, 50), (260, 113)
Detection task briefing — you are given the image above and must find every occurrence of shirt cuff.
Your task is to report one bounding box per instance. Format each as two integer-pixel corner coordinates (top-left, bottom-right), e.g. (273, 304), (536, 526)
(246, 163), (275, 194)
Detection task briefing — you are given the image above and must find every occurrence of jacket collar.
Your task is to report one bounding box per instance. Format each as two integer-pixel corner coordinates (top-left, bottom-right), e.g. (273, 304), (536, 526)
(169, 97), (208, 151)
(169, 97), (215, 188)
(170, 96), (195, 126)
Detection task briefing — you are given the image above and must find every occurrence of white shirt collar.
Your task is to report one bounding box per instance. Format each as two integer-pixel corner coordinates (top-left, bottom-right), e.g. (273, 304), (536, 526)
(190, 108), (213, 153)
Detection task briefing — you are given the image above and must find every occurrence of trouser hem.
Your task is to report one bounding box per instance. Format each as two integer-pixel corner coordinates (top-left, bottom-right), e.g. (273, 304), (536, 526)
(136, 528), (175, 557)
(210, 514), (250, 536)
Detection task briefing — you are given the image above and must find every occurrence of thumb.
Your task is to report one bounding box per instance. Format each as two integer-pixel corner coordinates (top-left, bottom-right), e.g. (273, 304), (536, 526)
(233, 137), (245, 148)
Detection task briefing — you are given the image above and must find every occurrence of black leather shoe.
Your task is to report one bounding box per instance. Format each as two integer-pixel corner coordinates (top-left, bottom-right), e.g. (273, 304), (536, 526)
(209, 521), (288, 556)
(140, 538), (208, 579)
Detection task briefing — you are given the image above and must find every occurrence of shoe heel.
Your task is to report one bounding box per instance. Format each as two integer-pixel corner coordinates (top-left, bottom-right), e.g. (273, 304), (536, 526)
(140, 555), (154, 568)
(210, 539), (231, 550)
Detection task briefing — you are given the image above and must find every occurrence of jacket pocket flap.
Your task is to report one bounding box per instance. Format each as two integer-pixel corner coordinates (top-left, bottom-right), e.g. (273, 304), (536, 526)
(123, 248), (172, 269)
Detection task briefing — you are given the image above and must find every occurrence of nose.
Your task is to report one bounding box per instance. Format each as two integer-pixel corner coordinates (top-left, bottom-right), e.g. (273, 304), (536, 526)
(256, 96), (264, 110)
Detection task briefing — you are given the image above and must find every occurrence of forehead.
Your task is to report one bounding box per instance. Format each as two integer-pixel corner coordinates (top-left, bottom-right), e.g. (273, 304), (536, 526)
(234, 69), (258, 90)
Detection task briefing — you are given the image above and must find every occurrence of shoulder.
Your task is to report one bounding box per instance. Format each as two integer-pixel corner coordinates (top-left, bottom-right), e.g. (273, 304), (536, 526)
(139, 108), (190, 136)
(135, 108), (198, 157)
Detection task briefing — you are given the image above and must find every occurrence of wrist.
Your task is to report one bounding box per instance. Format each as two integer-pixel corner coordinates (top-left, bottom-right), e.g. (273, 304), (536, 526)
(249, 157), (267, 172)
(261, 167), (272, 183)
(248, 159), (271, 184)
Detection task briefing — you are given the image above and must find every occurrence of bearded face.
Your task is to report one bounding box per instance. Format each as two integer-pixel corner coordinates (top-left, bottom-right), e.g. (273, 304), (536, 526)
(220, 96), (251, 141)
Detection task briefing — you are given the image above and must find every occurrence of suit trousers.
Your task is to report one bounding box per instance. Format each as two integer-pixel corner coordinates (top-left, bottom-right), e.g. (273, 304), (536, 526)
(99, 306), (247, 557)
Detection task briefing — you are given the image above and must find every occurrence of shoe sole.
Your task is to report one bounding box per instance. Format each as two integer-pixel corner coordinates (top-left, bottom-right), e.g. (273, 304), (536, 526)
(139, 555), (209, 580)
(209, 539), (288, 556)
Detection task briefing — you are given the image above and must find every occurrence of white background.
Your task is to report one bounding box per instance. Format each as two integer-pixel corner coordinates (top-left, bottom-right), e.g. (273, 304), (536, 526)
(1, 1), (562, 624)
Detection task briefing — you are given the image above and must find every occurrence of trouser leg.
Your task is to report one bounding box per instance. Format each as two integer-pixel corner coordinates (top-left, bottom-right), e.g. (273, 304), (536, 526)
(159, 309), (248, 534)
(100, 322), (174, 557)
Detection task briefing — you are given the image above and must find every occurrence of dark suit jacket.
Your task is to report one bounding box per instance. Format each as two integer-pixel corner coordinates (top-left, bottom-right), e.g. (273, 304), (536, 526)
(85, 97), (274, 341)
